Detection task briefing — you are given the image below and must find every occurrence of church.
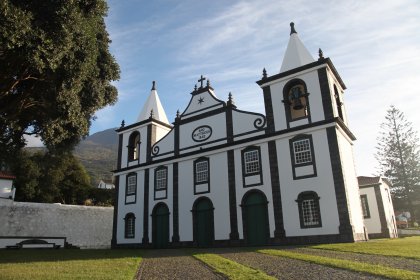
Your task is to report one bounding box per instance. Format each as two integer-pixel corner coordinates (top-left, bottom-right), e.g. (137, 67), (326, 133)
(111, 23), (367, 248)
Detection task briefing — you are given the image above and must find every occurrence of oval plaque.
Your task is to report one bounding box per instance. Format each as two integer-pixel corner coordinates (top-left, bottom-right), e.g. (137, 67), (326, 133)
(192, 125), (212, 142)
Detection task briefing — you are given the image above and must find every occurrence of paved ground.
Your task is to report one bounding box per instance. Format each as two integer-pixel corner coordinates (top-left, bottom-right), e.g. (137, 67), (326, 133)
(136, 247), (416, 279)
(137, 249), (224, 279)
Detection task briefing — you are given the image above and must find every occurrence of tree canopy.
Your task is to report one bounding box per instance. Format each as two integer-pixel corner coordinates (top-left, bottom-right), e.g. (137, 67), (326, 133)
(0, 0), (120, 158)
(376, 105), (420, 220)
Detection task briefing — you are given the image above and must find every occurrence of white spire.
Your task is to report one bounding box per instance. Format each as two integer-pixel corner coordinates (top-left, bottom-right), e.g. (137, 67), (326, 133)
(280, 22), (315, 73)
(137, 81), (169, 124)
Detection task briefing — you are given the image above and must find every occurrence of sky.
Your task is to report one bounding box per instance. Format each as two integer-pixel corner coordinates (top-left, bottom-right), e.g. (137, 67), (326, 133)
(27, 0), (420, 176)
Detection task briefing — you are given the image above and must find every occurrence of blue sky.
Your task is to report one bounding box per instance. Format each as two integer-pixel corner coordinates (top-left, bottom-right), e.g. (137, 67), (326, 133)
(28, 0), (420, 176)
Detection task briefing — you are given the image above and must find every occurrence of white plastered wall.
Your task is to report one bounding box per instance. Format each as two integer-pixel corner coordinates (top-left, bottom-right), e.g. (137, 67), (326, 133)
(178, 152), (231, 241)
(116, 171), (144, 244)
(380, 182), (398, 237)
(277, 129), (340, 236)
(359, 187), (381, 234)
(336, 129), (365, 237)
(234, 143), (276, 239)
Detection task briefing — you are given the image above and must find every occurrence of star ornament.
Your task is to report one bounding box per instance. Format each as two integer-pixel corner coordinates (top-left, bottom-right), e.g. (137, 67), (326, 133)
(198, 97), (204, 105)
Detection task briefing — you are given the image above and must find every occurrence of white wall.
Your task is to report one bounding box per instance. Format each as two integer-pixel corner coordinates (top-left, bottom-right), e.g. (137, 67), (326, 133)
(276, 129), (340, 237)
(0, 200), (113, 249)
(359, 187), (381, 234)
(336, 129), (365, 237)
(116, 171), (144, 244)
(178, 152), (231, 241)
(380, 182), (398, 238)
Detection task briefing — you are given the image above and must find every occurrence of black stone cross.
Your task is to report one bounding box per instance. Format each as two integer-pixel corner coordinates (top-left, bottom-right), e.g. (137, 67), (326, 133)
(198, 75), (206, 88)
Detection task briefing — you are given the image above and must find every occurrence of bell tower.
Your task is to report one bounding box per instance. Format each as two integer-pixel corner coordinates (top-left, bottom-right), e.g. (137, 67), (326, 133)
(257, 22), (366, 242)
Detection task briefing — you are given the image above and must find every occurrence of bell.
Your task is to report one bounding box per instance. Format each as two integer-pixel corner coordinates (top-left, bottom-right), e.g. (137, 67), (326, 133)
(293, 98), (304, 110)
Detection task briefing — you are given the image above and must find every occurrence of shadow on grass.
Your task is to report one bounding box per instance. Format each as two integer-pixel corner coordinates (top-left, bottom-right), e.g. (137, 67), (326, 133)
(0, 249), (143, 264)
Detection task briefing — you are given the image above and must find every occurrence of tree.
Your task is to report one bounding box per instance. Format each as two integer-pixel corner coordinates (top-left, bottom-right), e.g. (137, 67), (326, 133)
(0, 0), (120, 159)
(375, 105), (420, 222)
(12, 150), (93, 204)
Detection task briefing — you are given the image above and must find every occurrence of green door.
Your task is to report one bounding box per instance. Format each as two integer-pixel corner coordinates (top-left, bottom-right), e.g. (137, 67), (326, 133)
(153, 204), (169, 249)
(244, 192), (268, 246)
(195, 199), (214, 247)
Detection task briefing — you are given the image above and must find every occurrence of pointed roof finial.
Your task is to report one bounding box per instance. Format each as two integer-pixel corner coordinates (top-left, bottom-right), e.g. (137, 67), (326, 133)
(176, 109), (180, 118)
(290, 22), (297, 35)
(151, 81), (156, 90)
(262, 68), (267, 79)
(194, 84), (198, 91)
(120, 120), (125, 128)
(207, 79), (210, 87)
(150, 109), (154, 119)
(318, 48), (324, 60)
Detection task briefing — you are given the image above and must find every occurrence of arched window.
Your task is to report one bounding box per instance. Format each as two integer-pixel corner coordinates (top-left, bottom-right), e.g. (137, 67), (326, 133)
(334, 85), (344, 120)
(128, 132), (140, 162)
(296, 191), (321, 228)
(124, 213), (135, 238)
(283, 79), (310, 122)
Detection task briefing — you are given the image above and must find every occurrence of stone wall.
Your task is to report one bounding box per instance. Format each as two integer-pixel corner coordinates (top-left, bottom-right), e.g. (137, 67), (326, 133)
(0, 199), (113, 249)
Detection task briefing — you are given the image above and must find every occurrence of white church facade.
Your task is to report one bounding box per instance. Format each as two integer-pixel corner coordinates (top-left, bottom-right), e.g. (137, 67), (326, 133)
(112, 23), (367, 248)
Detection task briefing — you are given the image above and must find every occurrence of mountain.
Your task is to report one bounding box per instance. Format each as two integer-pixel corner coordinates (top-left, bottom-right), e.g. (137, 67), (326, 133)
(74, 128), (118, 186)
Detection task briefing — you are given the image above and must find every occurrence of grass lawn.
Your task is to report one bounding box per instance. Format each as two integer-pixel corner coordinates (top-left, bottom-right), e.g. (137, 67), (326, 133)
(193, 253), (275, 280)
(0, 249), (142, 280)
(310, 236), (420, 260)
(258, 249), (420, 280)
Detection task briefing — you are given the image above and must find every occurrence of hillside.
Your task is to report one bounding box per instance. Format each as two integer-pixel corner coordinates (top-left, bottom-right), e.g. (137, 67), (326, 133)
(74, 128), (118, 186)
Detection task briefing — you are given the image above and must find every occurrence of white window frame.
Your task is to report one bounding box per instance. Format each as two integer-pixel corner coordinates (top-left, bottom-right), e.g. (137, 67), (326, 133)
(293, 139), (312, 164)
(195, 161), (209, 184)
(244, 150), (260, 175)
(155, 168), (167, 190)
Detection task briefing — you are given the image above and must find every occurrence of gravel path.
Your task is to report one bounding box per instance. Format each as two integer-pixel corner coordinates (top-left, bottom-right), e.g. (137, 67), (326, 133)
(283, 247), (420, 272)
(137, 249), (224, 280)
(209, 248), (385, 280)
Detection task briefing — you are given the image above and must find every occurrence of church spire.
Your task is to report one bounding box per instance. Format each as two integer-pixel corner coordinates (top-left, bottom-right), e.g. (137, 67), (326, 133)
(137, 81), (169, 124)
(280, 22), (315, 73)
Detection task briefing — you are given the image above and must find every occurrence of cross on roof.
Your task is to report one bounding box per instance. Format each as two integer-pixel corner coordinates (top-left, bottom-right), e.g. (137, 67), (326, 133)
(198, 75), (206, 88)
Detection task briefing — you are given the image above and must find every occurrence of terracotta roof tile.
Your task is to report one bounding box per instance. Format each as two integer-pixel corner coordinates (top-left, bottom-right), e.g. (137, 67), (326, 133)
(0, 171), (16, 179)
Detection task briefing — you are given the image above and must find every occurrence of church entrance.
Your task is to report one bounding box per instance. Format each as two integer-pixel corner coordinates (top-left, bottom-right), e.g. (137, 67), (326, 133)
(193, 197), (214, 247)
(152, 203), (169, 249)
(242, 191), (269, 246)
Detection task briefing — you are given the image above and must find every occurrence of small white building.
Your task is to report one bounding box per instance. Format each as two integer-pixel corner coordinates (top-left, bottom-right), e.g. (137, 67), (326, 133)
(358, 176), (398, 238)
(0, 171), (16, 201)
(112, 23), (367, 248)
(98, 180), (115, 190)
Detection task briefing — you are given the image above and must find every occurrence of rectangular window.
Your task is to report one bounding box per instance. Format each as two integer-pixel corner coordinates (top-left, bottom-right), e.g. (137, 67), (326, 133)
(155, 169), (167, 190)
(195, 161), (208, 183)
(127, 175), (136, 195)
(244, 150), (260, 174)
(361, 195), (370, 218)
(293, 139), (312, 164)
(302, 199), (320, 226)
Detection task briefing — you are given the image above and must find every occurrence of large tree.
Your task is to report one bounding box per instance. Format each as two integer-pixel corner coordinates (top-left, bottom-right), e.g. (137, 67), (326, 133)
(12, 150), (92, 204)
(375, 105), (420, 221)
(0, 0), (120, 158)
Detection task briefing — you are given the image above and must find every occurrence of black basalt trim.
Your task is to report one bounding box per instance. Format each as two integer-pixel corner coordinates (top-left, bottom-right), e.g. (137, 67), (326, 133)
(114, 119), (339, 174)
(172, 162), (180, 243)
(226, 104), (234, 143)
(318, 67), (334, 120)
(142, 169), (150, 244)
(111, 175), (119, 248)
(326, 127), (354, 242)
(374, 185), (391, 238)
(116, 118), (172, 132)
(117, 134), (123, 169)
(262, 86), (275, 134)
(267, 141), (285, 239)
(146, 124), (156, 163)
(227, 150), (239, 240)
(256, 58), (346, 90)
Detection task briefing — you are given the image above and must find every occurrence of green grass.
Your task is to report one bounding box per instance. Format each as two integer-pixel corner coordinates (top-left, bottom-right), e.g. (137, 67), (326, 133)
(258, 249), (420, 280)
(310, 236), (420, 260)
(193, 253), (275, 280)
(0, 249), (142, 280)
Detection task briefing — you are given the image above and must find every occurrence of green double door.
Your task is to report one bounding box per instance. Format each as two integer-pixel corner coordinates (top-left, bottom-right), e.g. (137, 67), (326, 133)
(195, 199), (214, 247)
(153, 204), (169, 249)
(243, 192), (269, 246)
